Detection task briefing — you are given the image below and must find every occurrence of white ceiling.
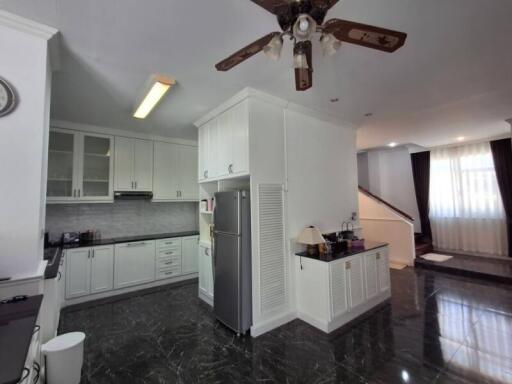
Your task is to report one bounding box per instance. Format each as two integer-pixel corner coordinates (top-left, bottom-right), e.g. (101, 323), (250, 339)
(1, 0), (511, 146)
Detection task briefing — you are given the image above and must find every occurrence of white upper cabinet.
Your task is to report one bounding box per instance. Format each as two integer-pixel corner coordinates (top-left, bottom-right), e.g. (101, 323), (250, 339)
(114, 137), (153, 191)
(133, 139), (153, 191)
(197, 100), (249, 182)
(47, 129), (114, 203)
(229, 100), (249, 176)
(198, 124), (209, 181)
(153, 141), (198, 201)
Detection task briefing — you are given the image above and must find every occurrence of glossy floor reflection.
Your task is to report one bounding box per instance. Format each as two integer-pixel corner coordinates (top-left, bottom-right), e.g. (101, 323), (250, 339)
(59, 268), (512, 383)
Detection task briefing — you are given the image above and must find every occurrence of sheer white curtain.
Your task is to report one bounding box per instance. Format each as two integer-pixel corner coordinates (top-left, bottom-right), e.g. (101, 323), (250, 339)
(429, 142), (508, 256)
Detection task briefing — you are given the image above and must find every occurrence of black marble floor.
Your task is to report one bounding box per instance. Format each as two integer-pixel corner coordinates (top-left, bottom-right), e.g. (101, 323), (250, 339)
(415, 253), (512, 284)
(59, 268), (512, 384)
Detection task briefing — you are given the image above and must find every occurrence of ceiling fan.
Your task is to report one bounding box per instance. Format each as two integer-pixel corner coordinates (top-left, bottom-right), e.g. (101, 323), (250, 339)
(215, 0), (407, 91)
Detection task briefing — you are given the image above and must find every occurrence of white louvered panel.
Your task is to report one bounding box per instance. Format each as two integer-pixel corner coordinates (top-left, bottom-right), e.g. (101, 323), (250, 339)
(258, 184), (287, 314)
(330, 261), (348, 318)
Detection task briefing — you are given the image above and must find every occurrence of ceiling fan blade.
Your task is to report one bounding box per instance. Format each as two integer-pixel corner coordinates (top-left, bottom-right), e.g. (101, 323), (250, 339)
(294, 41), (313, 91)
(310, 0), (339, 11)
(215, 32), (281, 72)
(250, 0), (290, 15)
(323, 18), (407, 53)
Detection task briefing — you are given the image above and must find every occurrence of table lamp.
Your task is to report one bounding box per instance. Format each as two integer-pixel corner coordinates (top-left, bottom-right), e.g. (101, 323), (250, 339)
(297, 226), (325, 256)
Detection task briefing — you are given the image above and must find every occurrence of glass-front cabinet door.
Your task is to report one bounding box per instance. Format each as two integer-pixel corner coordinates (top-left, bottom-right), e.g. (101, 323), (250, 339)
(80, 134), (113, 200)
(47, 129), (114, 202)
(47, 130), (77, 200)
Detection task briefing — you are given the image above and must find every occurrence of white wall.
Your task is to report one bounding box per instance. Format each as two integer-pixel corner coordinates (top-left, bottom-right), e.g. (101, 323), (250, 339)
(357, 152), (369, 190)
(286, 109), (359, 237)
(359, 192), (416, 266)
(362, 147), (422, 233)
(0, 14), (55, 278)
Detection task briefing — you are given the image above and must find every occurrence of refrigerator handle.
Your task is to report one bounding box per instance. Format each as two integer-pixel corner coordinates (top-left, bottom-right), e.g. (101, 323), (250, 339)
(211, 237), (215, 282)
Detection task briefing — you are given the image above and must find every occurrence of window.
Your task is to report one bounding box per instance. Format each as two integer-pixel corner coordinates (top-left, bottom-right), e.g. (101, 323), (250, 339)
(429, 142), (507, 256)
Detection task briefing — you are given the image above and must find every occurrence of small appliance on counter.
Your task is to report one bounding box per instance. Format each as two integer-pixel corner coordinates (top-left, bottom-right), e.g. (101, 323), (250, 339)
(62, 232), (80, 246)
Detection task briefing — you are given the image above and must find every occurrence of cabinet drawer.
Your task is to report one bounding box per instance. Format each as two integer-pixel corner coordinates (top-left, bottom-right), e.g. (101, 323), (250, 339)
(157, 266), (182, 280)
(157, 247), (181, 258)
(157, 255), (181, 268)
(156, 238), (182, 249)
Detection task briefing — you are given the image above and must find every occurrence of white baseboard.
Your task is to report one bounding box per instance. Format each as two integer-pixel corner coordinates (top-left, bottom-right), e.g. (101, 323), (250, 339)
(250, 310), (297, 337)
(198, 291), (213, 306)
(297, 312), (329, 332)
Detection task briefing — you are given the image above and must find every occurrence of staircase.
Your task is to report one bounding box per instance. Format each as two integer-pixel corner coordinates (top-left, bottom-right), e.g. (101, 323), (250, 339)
(415, 233), (433, 257)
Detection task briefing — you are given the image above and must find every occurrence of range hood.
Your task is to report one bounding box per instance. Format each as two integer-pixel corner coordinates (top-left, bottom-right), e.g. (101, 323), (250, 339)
(114, 191), (153, 200)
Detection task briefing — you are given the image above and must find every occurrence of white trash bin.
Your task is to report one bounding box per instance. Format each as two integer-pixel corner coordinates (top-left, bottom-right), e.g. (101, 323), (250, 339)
(41, 332), (85, 384)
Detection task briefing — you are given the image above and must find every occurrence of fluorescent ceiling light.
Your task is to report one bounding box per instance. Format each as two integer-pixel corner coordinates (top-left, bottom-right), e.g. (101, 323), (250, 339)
(388, 142), (398, 147)
(133, 76), (176, 119)
(457, 136), (466, 142)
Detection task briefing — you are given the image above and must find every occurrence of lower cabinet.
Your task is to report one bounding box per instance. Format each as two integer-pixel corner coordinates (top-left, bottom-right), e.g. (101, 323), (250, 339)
(64, 236), (199, 303)
(198, 244), (213, 302)
(66, 245), (114, 299)
(114, 241), (156, 289)
(377, 249), (390, 292)
(297, 245), (391, 333)
(346, 256), (365, 309)
(182, 236), (199, 274)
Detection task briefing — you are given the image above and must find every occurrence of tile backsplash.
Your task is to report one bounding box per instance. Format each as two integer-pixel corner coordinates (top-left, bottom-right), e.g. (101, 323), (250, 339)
(45, 201), (198, 242)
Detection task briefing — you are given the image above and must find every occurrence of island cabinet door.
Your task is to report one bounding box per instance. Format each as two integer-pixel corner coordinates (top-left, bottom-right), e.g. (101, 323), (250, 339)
(364, 252), (379, 300)
(345, 256), (366, 310)
(329, 261), (348, 319)
(377, 249), (390, 292)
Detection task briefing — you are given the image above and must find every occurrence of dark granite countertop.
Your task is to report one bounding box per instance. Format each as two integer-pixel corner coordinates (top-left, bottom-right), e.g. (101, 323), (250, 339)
(44, 247), (63, 280)
(0, 295), (43, 384)
(296, 241), (388, 262)
(60, 231), (199, 249)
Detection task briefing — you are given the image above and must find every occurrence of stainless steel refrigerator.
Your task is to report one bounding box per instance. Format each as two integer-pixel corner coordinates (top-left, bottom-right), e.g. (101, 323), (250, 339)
(213, 190), (252, 335)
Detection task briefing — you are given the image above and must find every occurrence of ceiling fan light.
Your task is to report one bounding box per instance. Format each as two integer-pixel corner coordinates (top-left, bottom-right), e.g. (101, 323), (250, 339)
(263, 35), (283, 61)
(293, 14), (317, 40)
(320, 33), (341, 57)
(293, 53), (309, 70)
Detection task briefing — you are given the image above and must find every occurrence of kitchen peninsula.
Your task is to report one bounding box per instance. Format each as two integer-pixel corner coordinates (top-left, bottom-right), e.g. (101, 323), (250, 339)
(295, 242), (390, 333)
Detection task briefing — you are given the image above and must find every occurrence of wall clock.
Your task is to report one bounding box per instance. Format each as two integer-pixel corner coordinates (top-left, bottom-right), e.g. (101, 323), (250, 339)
(0, 77), (17, 117)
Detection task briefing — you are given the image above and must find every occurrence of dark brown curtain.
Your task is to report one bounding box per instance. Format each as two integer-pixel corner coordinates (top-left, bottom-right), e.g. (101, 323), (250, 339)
(490, 138), (512, 257)
(411, 151), (432, 240)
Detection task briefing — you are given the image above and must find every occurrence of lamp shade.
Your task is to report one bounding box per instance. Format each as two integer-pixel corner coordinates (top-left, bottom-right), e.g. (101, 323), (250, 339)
(297, 226), (325, 245)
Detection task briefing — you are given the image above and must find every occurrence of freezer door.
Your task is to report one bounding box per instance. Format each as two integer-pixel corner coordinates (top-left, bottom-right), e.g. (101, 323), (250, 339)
(214, 191), (240, 235)
(213, 232), (240, 331)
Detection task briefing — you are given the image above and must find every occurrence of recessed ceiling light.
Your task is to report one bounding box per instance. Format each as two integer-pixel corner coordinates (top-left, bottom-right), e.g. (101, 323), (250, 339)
(133, 75), (176, 119)
(457, 136), (466, 142)
(365, 113), (373, 117)
(330, 98), (339, 103)
(388, 142), (397, 147)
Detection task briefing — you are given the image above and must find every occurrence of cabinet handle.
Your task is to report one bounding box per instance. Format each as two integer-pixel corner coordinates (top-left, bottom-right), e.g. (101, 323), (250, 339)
(131, 181), (134, 189)
(33, 361), (41, 383)
(165, 251), (174, 255)
(57, 272), (62, 281)
(92, 249), (95, 258)
(228, 164), (234, 174)
(346, 261), (351, 269)
(376, 253), (381, 260)
(73, 189), (76, 198)
(125, 242), (146, 247)
(205, 249), (209, 256)
(165, 271), (174, 276)
(164, 261), (173, 265)
(204, 170), (208, 179)
(135, 181), (138, 189)
(164, 241), (175, 245)
(87, 250), (91, 259)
